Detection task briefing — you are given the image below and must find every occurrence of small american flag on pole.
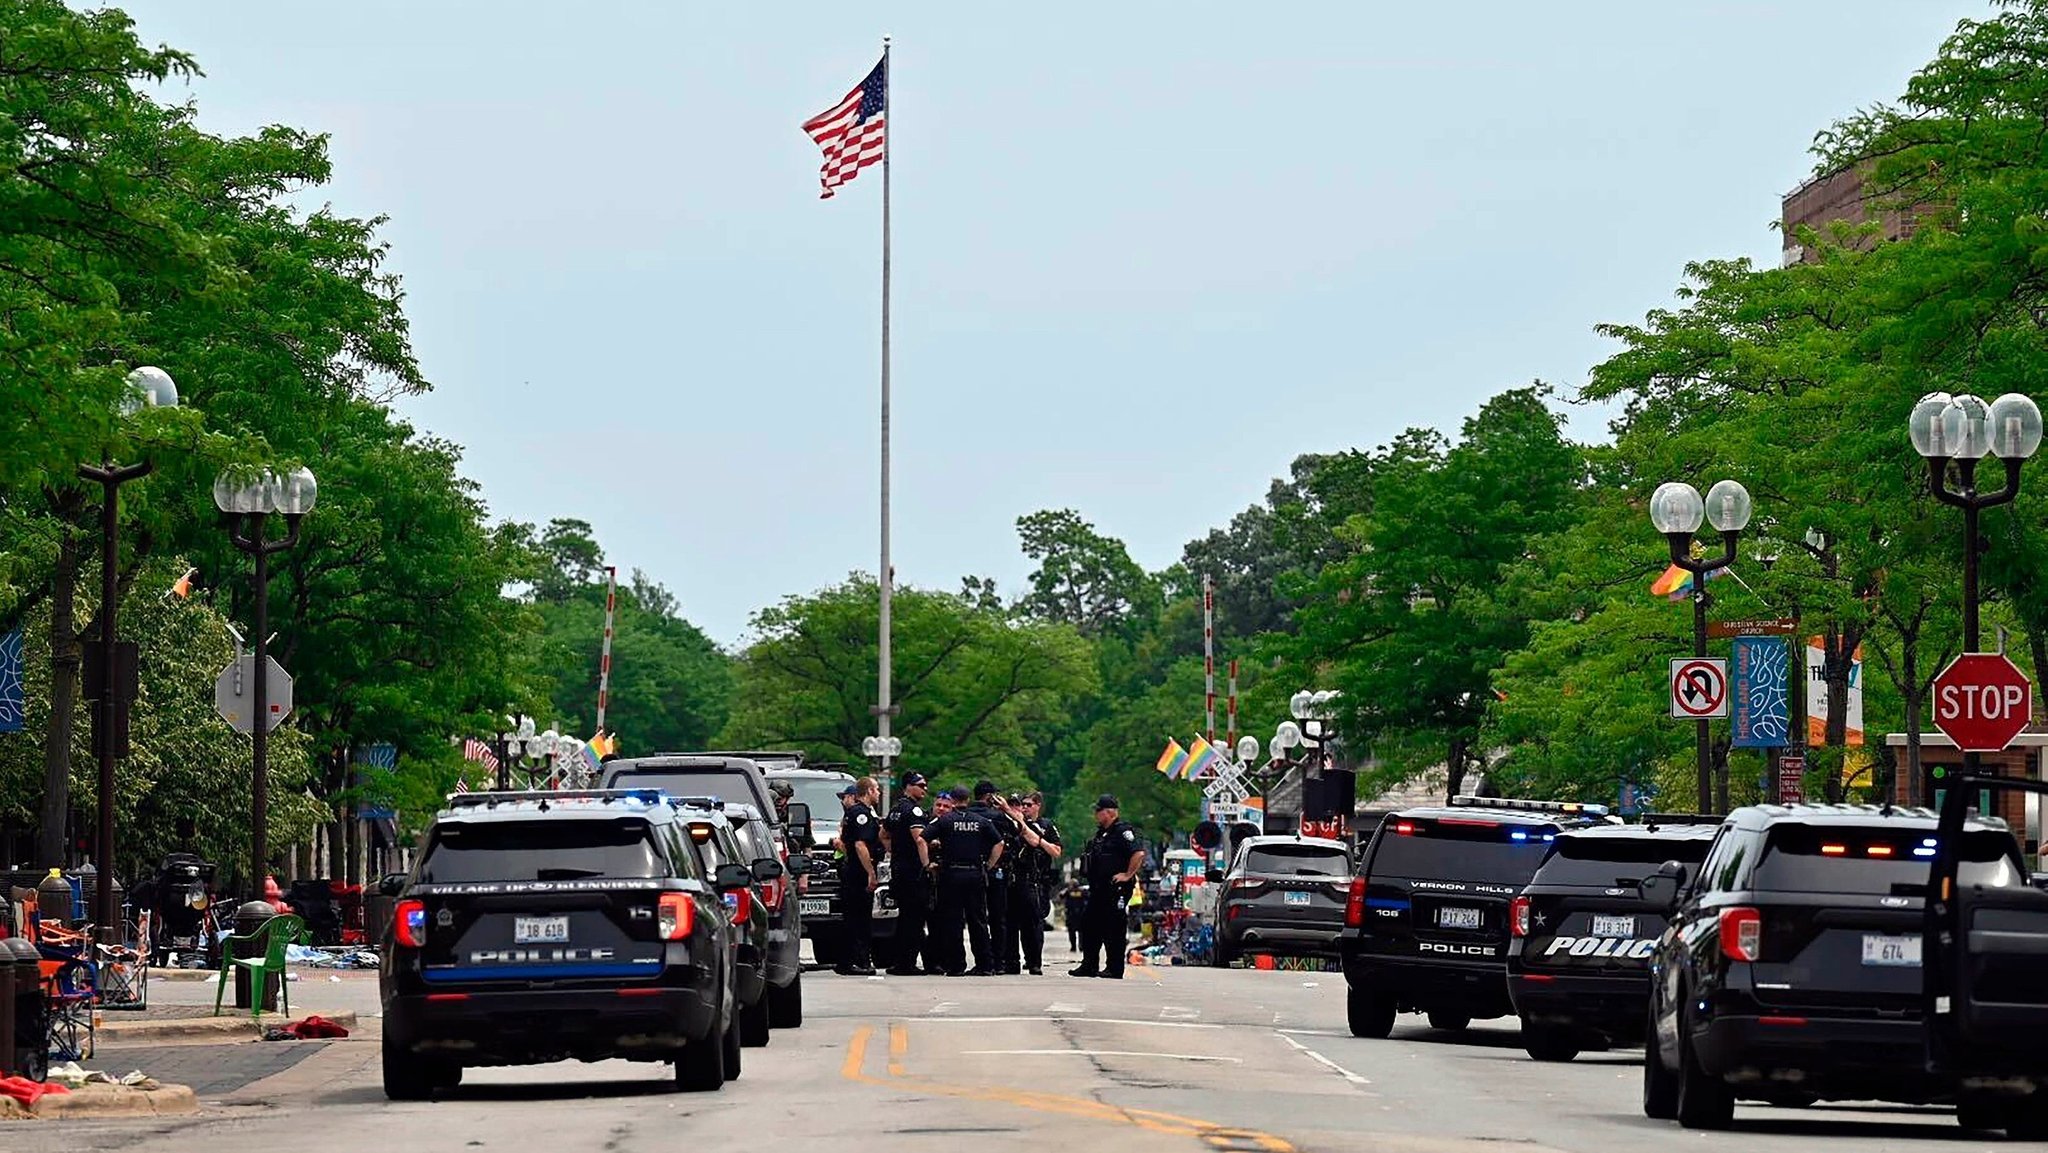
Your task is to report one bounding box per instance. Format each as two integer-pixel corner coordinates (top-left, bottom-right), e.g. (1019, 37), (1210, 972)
(459, 738), (499, 792)
(802, 55), (886, 198)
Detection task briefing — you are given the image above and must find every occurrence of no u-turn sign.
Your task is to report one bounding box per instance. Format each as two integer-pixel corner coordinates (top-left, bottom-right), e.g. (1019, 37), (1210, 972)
(1670, 658), (1730, 719)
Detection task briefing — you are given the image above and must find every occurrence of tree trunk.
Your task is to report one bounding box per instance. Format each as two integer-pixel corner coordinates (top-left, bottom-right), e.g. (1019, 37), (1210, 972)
(1445, 735), (1468, 801)
(1822, 624), (1864, 804)
(37, 522), (82, 869)
(1713, 736), (1730, 815)
(1903, 627), (1923, 807)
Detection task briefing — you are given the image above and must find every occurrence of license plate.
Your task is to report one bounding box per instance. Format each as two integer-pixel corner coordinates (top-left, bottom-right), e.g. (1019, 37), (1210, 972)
(1591, 914), (1637, 938)
(1862, 934), (1922, 967)
(514, 916), (568, 944)
(798, 898), (830, 916)
(1437, 906), (1482, 930)
(1284, 891), (1312, 906)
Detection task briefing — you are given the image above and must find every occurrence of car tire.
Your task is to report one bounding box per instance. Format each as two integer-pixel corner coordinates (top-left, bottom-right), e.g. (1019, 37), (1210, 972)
(1956, 1098), (2010, 1132)
(722, 1014), (744, 1080)
(1673, 1004), (1733, 1130)
(811, 931), (843, 969)
(436, 1064), (464, 1091)
(676, 1025), (727, 1092)
(381, 1035), (436, 1101)
(2003, 1093), (2048, 1140)
(1521, 1021), (1579, 1062)
(1347, 985), (1396, 1039)
(1213, 941), (1235, 968)
(768, 971), (804, 1028)
(741, 993), (772, 1047)
(1426, 1010), (1470, 1032)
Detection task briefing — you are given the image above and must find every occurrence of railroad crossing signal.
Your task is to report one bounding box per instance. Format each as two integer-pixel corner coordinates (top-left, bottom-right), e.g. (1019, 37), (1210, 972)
(1930, 653), (2034, 753)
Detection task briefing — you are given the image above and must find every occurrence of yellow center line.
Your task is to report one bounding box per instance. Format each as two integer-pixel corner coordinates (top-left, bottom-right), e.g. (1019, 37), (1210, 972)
(840, 1020), (1294, 1152)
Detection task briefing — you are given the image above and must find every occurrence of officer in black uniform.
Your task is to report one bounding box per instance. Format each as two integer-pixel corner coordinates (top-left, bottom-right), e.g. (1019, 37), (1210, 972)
(997, 791), (1062, 975)
(836, 776), (884, 976)
(882, 772), (933, 976)
(1070, 794), (1145, 979)
(970, 782), (1016, 971)
(928, 786), (1003, 975)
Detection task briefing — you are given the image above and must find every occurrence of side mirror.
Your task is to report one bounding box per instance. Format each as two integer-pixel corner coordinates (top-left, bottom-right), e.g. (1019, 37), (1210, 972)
(1205, 869), (1226, 884)
(751, 858), (785, 883)
(785, 802), (813, 845)
(378, 873), (407, 898)
(786, 854), (815, 876)
(1636, 860), (1687, 913)
(714, 863), (753, 892)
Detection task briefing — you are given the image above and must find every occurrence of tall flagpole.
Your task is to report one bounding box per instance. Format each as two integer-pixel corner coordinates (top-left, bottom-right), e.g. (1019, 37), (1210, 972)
(876, 35), (895, 770)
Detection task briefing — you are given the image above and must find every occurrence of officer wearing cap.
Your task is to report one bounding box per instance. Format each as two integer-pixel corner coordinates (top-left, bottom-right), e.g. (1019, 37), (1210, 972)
(836, 777), (883, 976)
(996, 790), (1062, 975)
(1070, 794), (1145, 979)
(928, 785), (1003, 975)
(883, 772), (934, 975)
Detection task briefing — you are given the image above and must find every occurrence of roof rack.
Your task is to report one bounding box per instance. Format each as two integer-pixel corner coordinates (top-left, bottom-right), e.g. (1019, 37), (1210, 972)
(1448, 796), (1611, 817)
(1638, 812), (1724, 827)
(446, 788), (668, 810)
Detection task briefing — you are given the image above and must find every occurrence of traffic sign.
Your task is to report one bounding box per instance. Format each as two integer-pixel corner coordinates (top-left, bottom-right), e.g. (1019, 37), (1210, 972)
(1707, 618), (1798, 639)
(1778, 753), (1806, 805)
(1670, 658), (1730, 719)
(1930, 653), (2034, 753)
(214, 655), (292, 734)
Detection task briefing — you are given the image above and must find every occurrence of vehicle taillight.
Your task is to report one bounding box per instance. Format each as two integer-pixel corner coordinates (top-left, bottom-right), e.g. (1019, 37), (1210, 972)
(1719, 906), (1761, 962)
(1510, 896), (1531, 938)
(658, 892), (694, 940)
(394, 899), (427, 948)
(761, 877), (785, 912)
(725, 890), (752, 926)
(1344, 877), (1367, 927)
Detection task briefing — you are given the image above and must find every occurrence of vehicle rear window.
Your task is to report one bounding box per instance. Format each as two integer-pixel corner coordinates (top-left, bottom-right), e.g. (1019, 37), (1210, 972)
(1535, 834), (1712, 887)
(1754, 826), (2023, 894)
(604, 767), (768, 811)
(1366, 818), (1556, 884)
(1245, 844), (1350, 876)
(418, 820), (666, 883)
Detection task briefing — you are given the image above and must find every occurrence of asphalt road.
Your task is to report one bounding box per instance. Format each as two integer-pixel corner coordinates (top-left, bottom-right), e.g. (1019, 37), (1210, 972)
(10, 942), (2021, 1153)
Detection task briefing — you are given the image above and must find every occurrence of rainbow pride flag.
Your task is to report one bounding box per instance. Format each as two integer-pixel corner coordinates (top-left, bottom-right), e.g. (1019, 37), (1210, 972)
(1156, 739), (1190, 778)
(1184, 737), (1220, 780)
(1649, 564), (1728, 601)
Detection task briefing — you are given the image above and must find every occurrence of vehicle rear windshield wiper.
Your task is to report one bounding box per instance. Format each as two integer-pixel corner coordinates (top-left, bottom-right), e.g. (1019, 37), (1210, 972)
(537, 867), (605, 880)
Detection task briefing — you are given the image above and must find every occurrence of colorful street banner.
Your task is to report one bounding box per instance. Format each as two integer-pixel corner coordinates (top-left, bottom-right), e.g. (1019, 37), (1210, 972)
(1156, 739), (1190, 778)
(0, 629), (22, 734)
(1806, 637), (1865, 746)
(1184, 736), (1220, 780)
(1730, 636), (1791, 749)
(354, 742), (398, 820)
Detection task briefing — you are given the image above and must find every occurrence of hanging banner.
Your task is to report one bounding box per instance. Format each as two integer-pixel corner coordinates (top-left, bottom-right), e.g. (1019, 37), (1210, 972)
(0, 628), (21, 734)
(1730, 636), (1791, 748)
(1806, 637), (1865, 746)
(354, 742), (398, 821)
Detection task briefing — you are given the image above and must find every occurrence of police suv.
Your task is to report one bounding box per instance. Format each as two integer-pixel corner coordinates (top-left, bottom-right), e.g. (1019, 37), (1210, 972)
(1340, 796), (1613, 1039)
(380, 790), (753, 1098)
(1505, 816), (1717, 1061)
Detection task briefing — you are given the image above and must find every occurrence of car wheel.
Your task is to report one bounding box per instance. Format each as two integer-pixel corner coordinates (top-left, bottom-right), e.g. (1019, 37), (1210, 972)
(1642, 1024), (1679, 1118)
(1426, 1010), (1470, 1032)
(1347, 985), (1396, 1039)
(811, 932), (843, 969)
(2003, 1093), (2048, 1140)
(1521, 1020), (1579, 1062)
(436, 1064), (464, 1091)
(1213, 941), (1235, 968)
(722, 1014), (744, 1080)
(768, 971), (804, 1028)
(381, 1035), (436, 1101)
(1956, 1098), (2011, 1132)
(1673, 1003), (1733, 1130)
(741, 993), (772, 1047)
(676, 1013), (728, 1092)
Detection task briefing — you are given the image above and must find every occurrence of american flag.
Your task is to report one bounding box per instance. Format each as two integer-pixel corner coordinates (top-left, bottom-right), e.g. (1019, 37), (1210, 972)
(460, 738), (499, 793)
(802, 55), (886, 198)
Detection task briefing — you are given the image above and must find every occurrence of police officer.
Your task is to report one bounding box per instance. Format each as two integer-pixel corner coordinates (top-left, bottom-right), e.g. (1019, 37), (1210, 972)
(928, 786), (1003, 975)
(970, 782), (1016, 970)
(996, 791), (1062, 975)
(882, 772), (934, 976)
(836, 776), (884, 976)
(1070, 794), (1145, 979)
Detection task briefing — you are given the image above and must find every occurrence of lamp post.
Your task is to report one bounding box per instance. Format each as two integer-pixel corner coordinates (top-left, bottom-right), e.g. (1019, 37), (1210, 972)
(1650, 478), (1753, 813)
(496, 715), (562, 790)
(1909, 391), (2043, 787)
(1286, 689), (1342, 834)
(79, 367), (179, 931)
(216, 465), (317, 898)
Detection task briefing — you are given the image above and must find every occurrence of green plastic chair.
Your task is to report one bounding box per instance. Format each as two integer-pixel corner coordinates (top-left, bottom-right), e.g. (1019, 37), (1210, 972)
(212, 914), (305, 1019)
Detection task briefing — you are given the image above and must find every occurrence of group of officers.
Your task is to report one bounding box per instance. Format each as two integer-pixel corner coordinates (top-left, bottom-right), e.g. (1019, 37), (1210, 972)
(829, 774), (1147, 979)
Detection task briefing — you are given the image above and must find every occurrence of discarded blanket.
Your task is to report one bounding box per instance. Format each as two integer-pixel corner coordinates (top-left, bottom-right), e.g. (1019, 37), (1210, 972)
(262, 1014), (351, 1041)
(0, 1077), (68, 1106)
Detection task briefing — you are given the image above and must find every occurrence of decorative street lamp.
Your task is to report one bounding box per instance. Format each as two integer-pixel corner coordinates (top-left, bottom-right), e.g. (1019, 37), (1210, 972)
(496, 715), (563, 790)
(216, 464), (317, 897)
(1650, 477), (1753, 813)
(79, 367), (179, 931)
(1284, 689), (1344, 834)
(1909, 391), (2043, 787)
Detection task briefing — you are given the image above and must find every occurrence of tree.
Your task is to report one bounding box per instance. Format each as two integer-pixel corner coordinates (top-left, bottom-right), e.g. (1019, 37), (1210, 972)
(1016, 510), (1157, 639)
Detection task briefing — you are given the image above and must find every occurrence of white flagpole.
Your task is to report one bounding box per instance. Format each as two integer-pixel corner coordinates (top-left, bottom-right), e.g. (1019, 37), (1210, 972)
(876, 36), (895, 770)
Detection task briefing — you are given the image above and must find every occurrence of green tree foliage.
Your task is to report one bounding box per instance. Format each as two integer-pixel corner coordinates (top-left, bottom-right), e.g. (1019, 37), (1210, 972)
(1015, 510), (1158, 639)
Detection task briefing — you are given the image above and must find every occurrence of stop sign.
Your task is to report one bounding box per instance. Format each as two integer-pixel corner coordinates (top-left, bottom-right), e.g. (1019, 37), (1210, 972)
(1931, 653), (2035, 752)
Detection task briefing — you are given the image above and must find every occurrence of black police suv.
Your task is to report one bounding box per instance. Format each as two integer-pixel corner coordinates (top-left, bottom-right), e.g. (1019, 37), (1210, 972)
(675, 799), (800, 1045)
(1641, 803), (2048, 1133)
(1505, 816), (1717, 1061)
(1213, 835), (1352, 967)
(1340, 796), (1614, 1039)
(380, 790), (753, 1099)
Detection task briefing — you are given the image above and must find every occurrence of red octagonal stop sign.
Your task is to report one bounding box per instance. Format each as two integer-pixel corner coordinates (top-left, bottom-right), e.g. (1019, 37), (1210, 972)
(1931, 653), (2035, 753)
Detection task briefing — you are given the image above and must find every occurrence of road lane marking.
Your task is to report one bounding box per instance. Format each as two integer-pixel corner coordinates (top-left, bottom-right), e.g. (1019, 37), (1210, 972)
(1276, 1031), (1372, 1086)
(1045, 1002), (1086, 1014)
(1160, 1005), (1201, 1020)
(840, 1023), (1295, 1151)
(927, 1001), (958, 1015)
(962, 1049), (1241, 1062)
(908, 1015), (1222, 1028)
(889, 1021), (909, 1076)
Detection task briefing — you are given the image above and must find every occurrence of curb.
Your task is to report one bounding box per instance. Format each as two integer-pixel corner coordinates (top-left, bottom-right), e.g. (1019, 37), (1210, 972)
(98, 1009), (359, 1043)
(0, 1084), (201, 1120)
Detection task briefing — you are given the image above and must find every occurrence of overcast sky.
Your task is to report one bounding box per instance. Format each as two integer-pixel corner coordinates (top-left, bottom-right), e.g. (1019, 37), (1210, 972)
(113, 2), (1981, 644)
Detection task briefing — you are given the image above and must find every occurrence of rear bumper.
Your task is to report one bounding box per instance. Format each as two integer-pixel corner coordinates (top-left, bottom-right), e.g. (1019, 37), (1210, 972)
(1507, 970), (1646, 1037)
(385, 984), (719, 1065)
(1342, 948), (1512, 1018)
(1224, 916), (1342, 954)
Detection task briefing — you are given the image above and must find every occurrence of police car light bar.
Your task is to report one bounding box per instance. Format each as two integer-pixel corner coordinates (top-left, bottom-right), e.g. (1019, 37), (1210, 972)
(1447, 796), (1611, 817)
(666, 796), (728, 811)
(1638, 812), (1724, 826)
(446, 788), (668, 809)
